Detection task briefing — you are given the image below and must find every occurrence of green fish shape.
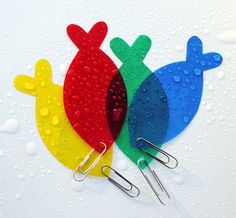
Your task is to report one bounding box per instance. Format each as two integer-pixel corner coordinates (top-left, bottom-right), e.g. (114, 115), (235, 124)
(110, 35), (158, 168)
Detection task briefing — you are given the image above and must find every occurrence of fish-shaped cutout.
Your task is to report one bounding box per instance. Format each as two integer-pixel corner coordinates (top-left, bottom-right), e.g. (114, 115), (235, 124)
(14, 59), (112, 177)
(63, 21), (127, 153)
(128, 36), (223, 147)
(110, 36), (160, 167)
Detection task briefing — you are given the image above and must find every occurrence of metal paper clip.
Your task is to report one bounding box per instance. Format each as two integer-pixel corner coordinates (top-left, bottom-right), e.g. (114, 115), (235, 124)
(101, 165), (140, 198)
(137, 137), (178, 169)
(137, 159), (170, 205)
(73, 142), (107, 182)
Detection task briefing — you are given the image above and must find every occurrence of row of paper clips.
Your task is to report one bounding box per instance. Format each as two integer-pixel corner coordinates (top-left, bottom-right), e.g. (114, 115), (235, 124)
(73, 138), (178, 205)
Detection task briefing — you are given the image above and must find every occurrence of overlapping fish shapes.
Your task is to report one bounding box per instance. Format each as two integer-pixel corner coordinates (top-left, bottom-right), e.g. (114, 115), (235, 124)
(128, 36), (223, 148)
(13, 21), (223, 178)
(110, 35), (161, 167)
(63, 22), (127, 154)
(14, 59), (113, 177)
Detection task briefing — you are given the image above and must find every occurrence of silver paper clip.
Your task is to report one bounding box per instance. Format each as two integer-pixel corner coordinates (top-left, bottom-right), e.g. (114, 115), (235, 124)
(101, 165), (140, 198)
(73, 142), (107, 182)
(137, 158), (170, 205)
(137, 137), (178, 169)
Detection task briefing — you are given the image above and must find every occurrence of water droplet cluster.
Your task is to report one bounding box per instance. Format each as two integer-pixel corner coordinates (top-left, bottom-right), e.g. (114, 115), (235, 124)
(128, 36), (223, 148)
(63, 22), (127, 153)
(13, 23), (223, 179)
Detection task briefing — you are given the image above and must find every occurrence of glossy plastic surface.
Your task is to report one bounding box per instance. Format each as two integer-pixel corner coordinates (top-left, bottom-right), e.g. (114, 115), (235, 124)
(110, 35), (159, 167)
(129, 36), (223, 147)
(63, 22), (126, 153)
(14, 59), (113, 177)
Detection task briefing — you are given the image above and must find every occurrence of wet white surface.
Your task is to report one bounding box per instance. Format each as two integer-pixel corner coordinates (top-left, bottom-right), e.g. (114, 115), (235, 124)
(0, 0), (236, 218)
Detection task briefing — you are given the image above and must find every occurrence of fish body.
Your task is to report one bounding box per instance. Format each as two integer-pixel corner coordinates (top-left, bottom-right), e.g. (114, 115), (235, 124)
(128, 36), (223, 147)
(14, 59), (112, 176)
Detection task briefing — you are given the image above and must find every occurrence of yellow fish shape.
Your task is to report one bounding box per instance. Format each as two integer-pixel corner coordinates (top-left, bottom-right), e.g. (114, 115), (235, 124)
(14, 59), (112, 177)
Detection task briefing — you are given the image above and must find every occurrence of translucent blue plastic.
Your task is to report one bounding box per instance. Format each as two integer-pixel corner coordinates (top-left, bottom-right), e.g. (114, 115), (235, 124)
(129, 36), (223, 147)
(128, 76), (169, 148)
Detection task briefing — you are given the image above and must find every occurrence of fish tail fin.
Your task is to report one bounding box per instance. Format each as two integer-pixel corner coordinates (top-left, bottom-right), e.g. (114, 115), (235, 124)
(186, 36), (223, 71)
(14, 59), (53, 96)
(67, 21), (107, 50)
(110, 35), (151, 65)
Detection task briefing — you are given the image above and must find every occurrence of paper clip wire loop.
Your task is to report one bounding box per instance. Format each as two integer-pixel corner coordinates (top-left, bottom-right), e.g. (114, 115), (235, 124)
(101, 165), (140, 198)
(137, 137), (178, 169)
(137, 159), (170, 205)
(73, 142), (107, 182)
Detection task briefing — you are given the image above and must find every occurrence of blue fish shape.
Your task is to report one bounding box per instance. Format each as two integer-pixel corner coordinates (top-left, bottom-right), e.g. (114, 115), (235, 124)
(128, 36), (223, 147)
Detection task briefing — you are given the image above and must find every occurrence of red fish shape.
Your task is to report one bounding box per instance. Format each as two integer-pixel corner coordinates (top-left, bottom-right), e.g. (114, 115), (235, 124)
(63, 21), (127, 153)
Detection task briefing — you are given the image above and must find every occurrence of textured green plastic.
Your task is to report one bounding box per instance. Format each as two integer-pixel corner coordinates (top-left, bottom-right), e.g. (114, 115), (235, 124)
(110, 35), (158, 168)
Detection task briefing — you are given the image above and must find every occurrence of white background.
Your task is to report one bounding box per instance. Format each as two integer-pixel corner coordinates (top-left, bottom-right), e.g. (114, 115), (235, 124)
(0, 0), (236, 217)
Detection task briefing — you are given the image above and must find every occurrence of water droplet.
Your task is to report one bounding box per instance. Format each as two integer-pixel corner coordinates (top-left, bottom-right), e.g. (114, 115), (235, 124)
(25, 142), (37, 156)
(183, 116), (189, 123)
(7, 92), (13, 98)
(206, 105), (212, 111)
(51, 116), (59, 125)
(58, 64), (66, 76)
(70, 180), (85, 192)
(72, 95), (79, 100)
(213, 54), (221, 62)
(200, 61), (206, 66)
(112, 108), (123, 122)
(176, 45), (183, 51)
(18, 174), (25, 180)
(217, 71), (225, 79)
(194, 68), (202, 76)
(45, 129), (51, 135)
(160, 95), (167, 102)
(40, 81), (45, 87)
(24, 82), (35, 90)
(84, 108), (90, 113)
(219, 115), (224, 121)
(183, 70), (189, 75)
(173, 75), (181, 82)
(216, 30), (236, 44)
(47, 170), (52, 175)
(0, 150), (4, 158)
(74, 110), (80, 119)
(173, 175), (184, 185)
(39, 108), (49, 116)
(117, 159), (128, 171)
(15, 194), (21, 200)
(84, 66), (91, 73)
(0, 119), (20, 134)
(208, 84), (214, 90)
